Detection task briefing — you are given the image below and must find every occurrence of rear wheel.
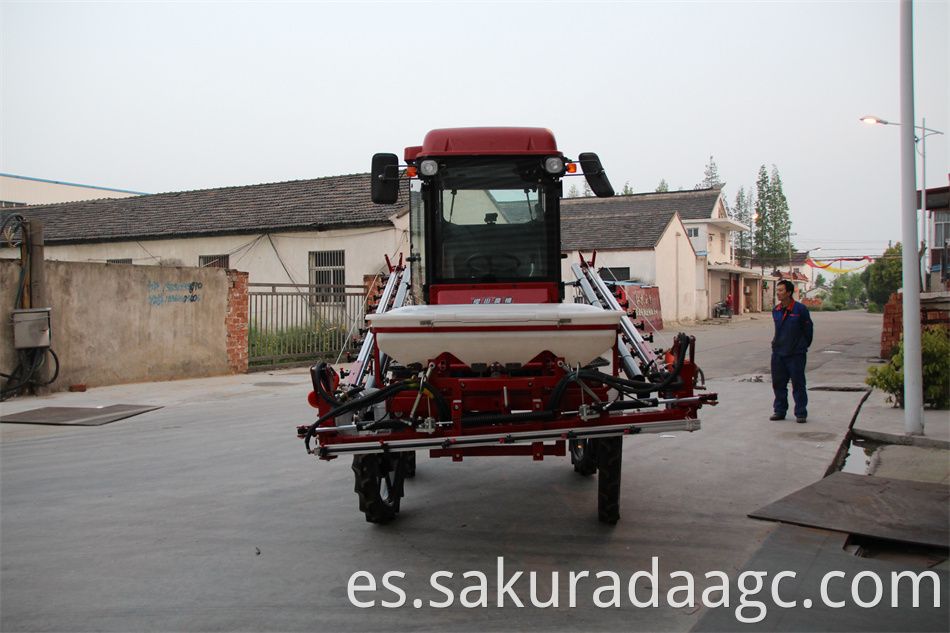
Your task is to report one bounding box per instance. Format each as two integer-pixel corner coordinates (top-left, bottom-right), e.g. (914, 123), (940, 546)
(597, 437), (623, 524)
(570, 439), (598, 476)
(352, 453), (407, 524)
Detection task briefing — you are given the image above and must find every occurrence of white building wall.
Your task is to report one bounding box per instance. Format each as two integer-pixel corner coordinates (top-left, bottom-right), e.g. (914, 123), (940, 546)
(1, 223), (411, 287)
(695, 257), (709, 320)
(653, 220), (697, 323)
(560, 250), (655, 287)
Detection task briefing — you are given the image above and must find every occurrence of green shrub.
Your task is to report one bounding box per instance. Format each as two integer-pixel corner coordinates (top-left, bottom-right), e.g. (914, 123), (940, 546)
(866, 302), (883, 314)
(866, 325), (950, 409)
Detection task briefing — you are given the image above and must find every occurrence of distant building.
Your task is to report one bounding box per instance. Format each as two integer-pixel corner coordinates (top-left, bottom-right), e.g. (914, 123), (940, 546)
(561, 186), (756, 319)
(0, 174), (410, 289)
(0, 173), (146, 207)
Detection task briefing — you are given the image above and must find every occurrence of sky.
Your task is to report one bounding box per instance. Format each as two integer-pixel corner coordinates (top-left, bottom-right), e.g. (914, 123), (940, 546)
(2, 1), (947, 263)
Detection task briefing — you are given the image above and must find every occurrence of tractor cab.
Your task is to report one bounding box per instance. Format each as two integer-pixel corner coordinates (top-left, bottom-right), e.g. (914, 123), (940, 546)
(372, 127), (613, 304)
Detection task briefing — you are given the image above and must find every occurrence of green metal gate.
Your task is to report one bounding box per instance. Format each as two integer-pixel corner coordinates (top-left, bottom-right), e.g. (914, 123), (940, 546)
(248, 283), (368, 370)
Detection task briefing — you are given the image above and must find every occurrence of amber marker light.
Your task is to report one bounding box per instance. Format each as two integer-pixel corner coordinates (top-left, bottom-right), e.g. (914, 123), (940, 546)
(566, 163), (577, 174)
(406, 166), (418, 177)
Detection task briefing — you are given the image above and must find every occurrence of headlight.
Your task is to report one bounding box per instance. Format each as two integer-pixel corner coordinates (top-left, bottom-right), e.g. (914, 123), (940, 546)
(419, 160), (439, 176)
(544, 156), (565, 174)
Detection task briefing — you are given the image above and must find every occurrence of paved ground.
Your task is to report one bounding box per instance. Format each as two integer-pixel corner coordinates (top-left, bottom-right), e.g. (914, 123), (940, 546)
(1, 310), (946, 632)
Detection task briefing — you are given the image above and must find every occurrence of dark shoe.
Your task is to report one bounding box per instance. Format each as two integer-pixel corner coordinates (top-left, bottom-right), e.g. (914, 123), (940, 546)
(796, 417), (807, 424)
(769, 414), (785, 421)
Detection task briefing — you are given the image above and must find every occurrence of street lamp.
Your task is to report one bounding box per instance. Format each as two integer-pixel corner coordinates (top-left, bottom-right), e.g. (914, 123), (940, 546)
(861, 116), (945, 290)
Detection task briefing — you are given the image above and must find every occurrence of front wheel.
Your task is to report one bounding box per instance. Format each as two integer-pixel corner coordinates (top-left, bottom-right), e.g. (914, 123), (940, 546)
(352, 453), (407, 524)
(570, 439), (597, 476)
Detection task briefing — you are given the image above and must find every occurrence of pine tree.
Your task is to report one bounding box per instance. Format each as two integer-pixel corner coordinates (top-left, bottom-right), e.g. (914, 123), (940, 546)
(753, 165), (793, 270)
(696, 156), (722, 189)
(567, 183), (580, 198)
(767, 166), (793, 269)
(655, 179), (669, 193)
(733, 186), (753, 263)
(583, 182), (593, 197)
(753, 165), (771, 265)
(619, 181), (634, 195)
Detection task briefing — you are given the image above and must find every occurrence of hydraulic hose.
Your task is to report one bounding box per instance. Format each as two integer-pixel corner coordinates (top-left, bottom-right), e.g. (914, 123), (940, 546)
(303, 377), (450, 453)
(547, 332), (691, 412)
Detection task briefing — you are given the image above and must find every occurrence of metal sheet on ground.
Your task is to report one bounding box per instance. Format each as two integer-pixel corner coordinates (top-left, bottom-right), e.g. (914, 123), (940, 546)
(692, 524), (949, 632)
(748, 472), (949, 549)
(0, 404), (162, 426)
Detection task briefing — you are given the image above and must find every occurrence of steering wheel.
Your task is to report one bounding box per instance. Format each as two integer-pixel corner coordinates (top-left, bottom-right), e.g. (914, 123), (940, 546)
(465, 253), (522, 277)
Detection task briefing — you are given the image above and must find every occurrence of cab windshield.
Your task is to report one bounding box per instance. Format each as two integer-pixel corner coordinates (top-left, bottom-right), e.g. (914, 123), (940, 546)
(425, 157), (559, 284)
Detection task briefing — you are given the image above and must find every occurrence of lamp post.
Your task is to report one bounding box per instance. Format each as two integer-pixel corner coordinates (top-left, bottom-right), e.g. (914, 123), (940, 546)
(860, 116), (944, 290)
(859, 1), (928, 435)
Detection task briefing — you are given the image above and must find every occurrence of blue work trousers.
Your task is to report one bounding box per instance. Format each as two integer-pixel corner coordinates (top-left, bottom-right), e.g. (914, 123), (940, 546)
(771, 353), (808, 419)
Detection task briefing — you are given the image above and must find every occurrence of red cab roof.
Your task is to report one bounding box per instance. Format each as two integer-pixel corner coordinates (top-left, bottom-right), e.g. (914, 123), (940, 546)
(405, 127), (561, 161)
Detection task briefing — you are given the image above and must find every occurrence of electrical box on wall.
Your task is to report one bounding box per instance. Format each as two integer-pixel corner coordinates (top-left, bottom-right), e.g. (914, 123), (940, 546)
(12, 308), (51, 349)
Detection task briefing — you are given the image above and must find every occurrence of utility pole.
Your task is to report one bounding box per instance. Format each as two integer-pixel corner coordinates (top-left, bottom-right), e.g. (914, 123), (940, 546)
(899, 0), (924, 435)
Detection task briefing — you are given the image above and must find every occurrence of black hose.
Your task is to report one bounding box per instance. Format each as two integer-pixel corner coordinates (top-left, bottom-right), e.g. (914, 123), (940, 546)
(303, 377), (451, 453)
(1, 347), (59, 401)
(547, 332), (691, 412)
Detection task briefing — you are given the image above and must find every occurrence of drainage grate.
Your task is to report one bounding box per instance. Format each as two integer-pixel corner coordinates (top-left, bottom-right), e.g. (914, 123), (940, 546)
(0, 405), (162, 426)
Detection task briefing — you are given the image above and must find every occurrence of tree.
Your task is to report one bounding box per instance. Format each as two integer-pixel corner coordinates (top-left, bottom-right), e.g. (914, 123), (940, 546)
(583, 182), (593, 197)
(733, 186), (753, 263)
(830, 272), (866, 307)
(867, 243), (903, 305)
(753, 165), (770, 264)
(696, 156), (723, 189)
(619, 181), (634, 195)
(567, 183), (580, 198)
(655, 179), (669, 193)
(753, 165), (793, 269)
(815, 272), (827, 287)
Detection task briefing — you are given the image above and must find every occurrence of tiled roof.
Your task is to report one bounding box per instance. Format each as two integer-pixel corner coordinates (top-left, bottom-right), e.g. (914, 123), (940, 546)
(560, 196), (679, 251)
(583, 187), (723, 221)
(5, 173), (408, 244)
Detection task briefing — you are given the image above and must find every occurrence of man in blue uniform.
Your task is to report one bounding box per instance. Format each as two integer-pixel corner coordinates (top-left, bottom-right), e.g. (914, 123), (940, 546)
(770, 280), (813, 423)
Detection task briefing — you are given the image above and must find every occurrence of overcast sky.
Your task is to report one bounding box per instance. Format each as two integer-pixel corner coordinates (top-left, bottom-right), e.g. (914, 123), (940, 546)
(2, 1), (947, 261)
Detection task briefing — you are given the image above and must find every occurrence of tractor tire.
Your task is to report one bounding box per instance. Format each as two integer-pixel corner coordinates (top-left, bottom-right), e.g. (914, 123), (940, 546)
(570, 438), (598, 476)
(405, 451), (417, 478)
(596, 436), (623, 524)
(352, 453), (406, 524)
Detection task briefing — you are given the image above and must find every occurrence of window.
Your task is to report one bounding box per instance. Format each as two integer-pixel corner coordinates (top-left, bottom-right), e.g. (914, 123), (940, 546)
(686, 228), (699, 238)
(309, 250), (345, 303)
(720, 232), (726, 252)
(106, 258), (133, 264)
(199, 254), (229, 268)
(598, 267), (630, 282)
(934, 211), (950, 248)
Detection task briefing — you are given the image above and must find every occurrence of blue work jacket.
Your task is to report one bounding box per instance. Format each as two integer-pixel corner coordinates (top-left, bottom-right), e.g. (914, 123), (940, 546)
(771, 299), (813, 356)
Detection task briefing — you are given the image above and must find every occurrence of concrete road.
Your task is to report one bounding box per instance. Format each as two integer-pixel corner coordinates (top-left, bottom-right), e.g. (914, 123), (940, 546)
(0, 311), (896, 632)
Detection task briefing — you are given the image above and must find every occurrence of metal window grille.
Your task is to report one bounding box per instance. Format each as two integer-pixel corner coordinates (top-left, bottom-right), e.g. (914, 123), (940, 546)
(199, 254), (230, 268)
(309, 250), (345, 304)
(106, 258), (133, 264)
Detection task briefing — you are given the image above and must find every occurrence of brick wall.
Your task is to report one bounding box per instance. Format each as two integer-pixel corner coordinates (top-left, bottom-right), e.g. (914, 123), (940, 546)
(800, 298), (822, 307)
(880, 292), (950, 357)
(226, 269), (249, 374)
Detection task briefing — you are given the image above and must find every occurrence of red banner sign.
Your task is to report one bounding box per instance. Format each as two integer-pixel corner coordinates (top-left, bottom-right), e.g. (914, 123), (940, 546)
(622, 285), (663, 331)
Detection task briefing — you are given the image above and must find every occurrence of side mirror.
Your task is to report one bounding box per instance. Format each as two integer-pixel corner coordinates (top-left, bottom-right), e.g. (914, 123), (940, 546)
(579, 152), (614, 198)
(371, 153), (400, 204)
